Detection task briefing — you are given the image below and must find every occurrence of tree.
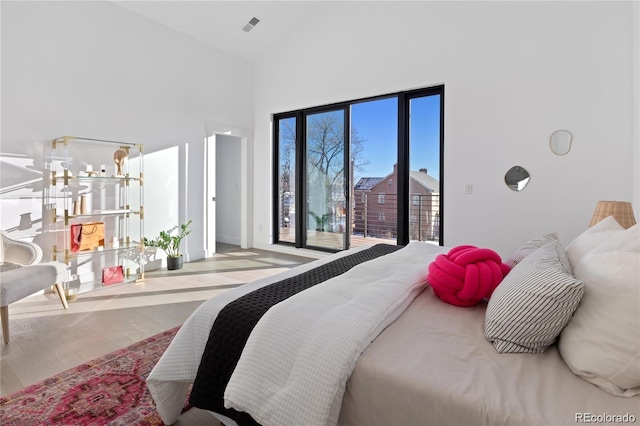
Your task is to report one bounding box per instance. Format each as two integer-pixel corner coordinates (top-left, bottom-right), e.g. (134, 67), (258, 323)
(279, 114), (369, 233)
(279, 114), (368, 187)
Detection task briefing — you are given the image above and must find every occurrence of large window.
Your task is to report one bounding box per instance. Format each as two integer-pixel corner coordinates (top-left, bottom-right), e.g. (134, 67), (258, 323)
(273, 85), (444, 251)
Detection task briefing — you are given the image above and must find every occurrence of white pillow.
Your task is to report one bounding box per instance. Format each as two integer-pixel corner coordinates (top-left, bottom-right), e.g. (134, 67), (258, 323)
(565, 216), (624, 270)
(485, 240), (584, 353)
(558, 224), (640, 397)
(504, 232), (558, 268)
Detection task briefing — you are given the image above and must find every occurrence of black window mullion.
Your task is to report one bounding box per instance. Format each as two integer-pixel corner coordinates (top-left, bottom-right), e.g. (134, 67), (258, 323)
(397, 94), (410, 246)
(272, 115), (281, 245)
(343, 107), (351, 250)
(438, 88), (445, 246)
(296, 111), (305, 248)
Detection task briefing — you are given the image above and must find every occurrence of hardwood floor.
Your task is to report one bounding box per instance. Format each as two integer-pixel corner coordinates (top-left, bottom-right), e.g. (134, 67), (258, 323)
(0, 243), (314, 424)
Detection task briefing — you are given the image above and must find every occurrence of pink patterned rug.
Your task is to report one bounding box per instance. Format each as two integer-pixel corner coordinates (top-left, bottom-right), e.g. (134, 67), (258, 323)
(0, 326), (190, 425)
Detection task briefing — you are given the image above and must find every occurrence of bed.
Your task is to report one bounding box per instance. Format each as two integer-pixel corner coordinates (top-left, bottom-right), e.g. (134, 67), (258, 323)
(148, 222), (640, 426)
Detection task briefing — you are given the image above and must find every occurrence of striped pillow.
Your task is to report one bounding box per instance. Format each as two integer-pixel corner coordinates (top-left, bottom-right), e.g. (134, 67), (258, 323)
(485, 240), (584, 354)
(505, 232), (558, 268)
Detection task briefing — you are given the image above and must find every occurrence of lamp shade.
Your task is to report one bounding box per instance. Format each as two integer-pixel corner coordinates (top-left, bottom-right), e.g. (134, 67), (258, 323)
(589, 201), (637, 229)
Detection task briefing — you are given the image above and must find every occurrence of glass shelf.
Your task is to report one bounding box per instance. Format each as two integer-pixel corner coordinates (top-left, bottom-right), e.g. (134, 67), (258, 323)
(53, 241), (143, 258)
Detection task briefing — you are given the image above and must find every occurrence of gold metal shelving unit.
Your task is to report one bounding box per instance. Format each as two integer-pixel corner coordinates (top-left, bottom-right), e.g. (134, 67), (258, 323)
(43, 136), (144, 295)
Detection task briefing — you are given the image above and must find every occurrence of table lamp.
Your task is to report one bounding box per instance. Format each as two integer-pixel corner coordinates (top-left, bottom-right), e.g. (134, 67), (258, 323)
(589, 200), (636, 229)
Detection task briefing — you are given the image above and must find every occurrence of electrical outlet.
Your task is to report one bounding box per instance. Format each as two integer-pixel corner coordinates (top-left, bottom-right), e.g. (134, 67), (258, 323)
(464, 184), (473, 195)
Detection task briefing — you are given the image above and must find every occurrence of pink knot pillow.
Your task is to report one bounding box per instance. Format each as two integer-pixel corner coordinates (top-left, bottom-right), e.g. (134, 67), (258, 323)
(428, 245), (511, 307)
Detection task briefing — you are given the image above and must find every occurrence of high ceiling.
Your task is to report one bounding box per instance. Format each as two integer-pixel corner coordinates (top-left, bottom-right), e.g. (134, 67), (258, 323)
(112, 1), (329, 63)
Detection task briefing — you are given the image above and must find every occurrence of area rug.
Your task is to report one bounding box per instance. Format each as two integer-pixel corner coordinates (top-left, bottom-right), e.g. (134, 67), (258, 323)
(0, 326), (190, 425)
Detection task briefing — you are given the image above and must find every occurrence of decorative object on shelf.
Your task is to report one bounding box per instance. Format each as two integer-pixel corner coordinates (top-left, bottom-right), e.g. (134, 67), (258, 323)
(79, 194), (88, 215)
(144, 220), (192, 270)
(113, 149), (128, 176)
(102, 265), (124, 285)
(74, 221), (105, 252)
(81, 222), (105, 251)
(550, 130), (573, 155)
(70, 224), (83, 252)
(504, 165), (530, 191)
(589, 200), (636, 229)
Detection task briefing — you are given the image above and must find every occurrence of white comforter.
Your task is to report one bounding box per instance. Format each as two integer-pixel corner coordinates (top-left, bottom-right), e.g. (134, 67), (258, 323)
(224, 241), (437, 426)
(147, 242), (445, 425)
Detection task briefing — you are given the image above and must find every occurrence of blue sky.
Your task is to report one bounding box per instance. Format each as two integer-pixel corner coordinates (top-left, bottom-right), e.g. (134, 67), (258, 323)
(350, 95), (441, 182)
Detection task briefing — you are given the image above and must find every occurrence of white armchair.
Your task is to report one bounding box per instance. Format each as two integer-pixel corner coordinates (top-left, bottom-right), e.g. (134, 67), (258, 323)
(0, 231), (68, 343)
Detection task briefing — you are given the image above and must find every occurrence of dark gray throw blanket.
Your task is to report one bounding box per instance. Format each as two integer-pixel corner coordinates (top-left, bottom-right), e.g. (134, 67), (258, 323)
(189, 243), (402, 426)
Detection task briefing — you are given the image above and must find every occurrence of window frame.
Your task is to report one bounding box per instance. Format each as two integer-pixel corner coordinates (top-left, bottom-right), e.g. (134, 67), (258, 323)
(272, 85), (444, 250)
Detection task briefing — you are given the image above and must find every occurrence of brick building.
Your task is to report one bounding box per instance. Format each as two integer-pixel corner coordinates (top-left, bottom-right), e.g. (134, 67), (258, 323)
(353, 165), (440, 241)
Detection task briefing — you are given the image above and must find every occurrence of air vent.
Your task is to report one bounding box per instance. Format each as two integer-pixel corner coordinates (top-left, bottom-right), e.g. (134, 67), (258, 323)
(242, 17), (260, 33)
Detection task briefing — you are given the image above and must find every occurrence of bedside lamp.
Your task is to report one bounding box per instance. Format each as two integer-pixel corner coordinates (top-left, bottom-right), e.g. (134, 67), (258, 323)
(589, 201), (636, 229)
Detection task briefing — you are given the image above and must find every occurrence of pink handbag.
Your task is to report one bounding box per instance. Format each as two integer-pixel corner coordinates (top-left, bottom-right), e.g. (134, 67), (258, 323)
(102, 265), (124, 285)
(70, 224), (82, 252)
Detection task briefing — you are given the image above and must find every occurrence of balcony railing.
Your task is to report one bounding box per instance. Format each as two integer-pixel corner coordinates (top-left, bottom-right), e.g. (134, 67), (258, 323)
(353, 193), (440, 243)
(278, 192), (440, 246)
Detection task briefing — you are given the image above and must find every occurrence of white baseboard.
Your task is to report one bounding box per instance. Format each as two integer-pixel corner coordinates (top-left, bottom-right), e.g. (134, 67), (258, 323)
(252, 241), (328, 259)
(216, 235), (241, 246)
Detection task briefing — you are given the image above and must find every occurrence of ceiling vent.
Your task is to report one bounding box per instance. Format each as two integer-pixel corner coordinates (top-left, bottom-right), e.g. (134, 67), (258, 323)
(242, 17), (260, 33)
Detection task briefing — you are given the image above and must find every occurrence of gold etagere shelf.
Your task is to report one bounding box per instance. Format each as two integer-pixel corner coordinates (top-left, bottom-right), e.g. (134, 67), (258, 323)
(44, 136), (145, 295)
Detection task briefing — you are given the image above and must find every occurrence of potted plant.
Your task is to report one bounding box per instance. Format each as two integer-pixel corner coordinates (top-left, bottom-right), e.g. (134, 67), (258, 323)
(143, 220), (192, 270)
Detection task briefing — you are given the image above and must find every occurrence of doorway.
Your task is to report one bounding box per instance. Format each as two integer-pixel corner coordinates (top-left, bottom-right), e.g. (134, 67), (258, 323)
(215, 134), (242, 247)
(205, 122), (252, 257)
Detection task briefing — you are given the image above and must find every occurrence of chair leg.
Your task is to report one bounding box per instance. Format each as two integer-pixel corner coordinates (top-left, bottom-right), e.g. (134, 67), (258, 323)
(1, 306), (9, 344)
(54, 283), (69, 310)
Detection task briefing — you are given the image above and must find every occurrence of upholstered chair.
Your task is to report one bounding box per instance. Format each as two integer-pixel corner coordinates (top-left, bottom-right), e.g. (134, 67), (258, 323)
(0, 232), (68, 343)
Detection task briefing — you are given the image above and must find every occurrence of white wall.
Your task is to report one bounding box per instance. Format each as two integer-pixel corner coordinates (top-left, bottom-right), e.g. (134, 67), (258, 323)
(216, 134), (242, 245)
(1, 1), (253, 261)
(253, 1), (635, 257)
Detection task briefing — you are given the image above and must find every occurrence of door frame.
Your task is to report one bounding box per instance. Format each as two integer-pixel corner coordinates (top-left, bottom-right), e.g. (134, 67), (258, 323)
(204, 122), (252, 256)
(301, 105), (350, 252)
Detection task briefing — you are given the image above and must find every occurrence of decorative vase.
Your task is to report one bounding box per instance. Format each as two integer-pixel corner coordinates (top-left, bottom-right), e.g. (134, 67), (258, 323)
(167, 255), (183, 270)
(80, 195), (88, 215)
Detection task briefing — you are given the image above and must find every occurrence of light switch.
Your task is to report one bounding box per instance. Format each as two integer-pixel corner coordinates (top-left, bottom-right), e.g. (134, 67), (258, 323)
(464, 184), (473, 195)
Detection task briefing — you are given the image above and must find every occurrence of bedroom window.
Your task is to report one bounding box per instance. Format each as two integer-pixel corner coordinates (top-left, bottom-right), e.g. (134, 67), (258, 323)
(275, 116), (297, 244)
(273, 85), (444, 251)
